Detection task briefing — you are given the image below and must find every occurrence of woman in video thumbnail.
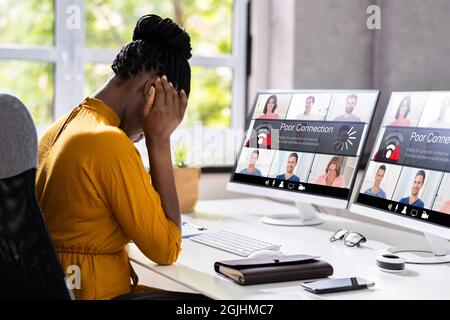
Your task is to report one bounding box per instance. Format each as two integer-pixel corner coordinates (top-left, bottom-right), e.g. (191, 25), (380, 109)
(275, 153), (300, 182)
(258, 95), (279, 119)
(389, 96), (411, 126)
(239, 149), (262, 176)
(313, 156), (346, 188)
(363, 165), (387, 198)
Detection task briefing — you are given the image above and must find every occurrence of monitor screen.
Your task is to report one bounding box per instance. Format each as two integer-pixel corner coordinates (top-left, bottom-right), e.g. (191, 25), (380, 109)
(230, 90), (379, 202)
(356, 91), (450, 229)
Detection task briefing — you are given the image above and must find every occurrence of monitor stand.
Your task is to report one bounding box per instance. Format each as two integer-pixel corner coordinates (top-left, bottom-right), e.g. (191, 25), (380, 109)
(387, 233), (450, 264)
(260, 202), (324, 226)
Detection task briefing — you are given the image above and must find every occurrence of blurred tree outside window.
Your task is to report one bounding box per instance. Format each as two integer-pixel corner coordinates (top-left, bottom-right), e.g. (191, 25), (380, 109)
(0, 0), (245, 165)
(85, 0), (234, 128)
(0, 60), (54, 126)
(86, 0), (232, 56)
(0, 0), (54, 126)
(0, 0), (53, 46)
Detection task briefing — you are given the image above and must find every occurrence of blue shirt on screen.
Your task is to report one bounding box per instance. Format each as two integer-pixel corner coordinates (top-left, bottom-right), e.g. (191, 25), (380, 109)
(363, 188), (387, 199)
(239, 168), (262, 176)
(275, 174), (300, 182)
(399, 197), (424, 208)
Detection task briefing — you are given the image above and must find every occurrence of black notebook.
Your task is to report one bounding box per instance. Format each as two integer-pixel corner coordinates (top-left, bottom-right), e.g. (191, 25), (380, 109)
(214, 254), (333, 285)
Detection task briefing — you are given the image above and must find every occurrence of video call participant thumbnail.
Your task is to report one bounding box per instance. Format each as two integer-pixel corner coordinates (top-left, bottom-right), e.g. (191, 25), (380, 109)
(313, 156), (346, 188)
(275, 153), (300, 182)
(399, 170), (426, 208)
(388, 95), (411, 127)
(239, 149), (262, 176)
(258, 95), (279, 120)
(363, 164), (387, 198)
(287, 93), (331, 121)
(296, 95), (325, 120)
(303, 96), (314, 118)
(428, 96), (450, 128)
(433, 173), (450, 215)
(333, 94), (361, 122)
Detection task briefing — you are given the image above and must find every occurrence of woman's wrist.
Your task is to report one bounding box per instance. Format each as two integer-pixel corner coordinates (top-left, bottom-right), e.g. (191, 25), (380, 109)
(145, 136), (171, 149)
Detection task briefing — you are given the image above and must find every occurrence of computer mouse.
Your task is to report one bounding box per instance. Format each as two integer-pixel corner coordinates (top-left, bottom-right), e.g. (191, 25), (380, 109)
(247, 249), (284, 259)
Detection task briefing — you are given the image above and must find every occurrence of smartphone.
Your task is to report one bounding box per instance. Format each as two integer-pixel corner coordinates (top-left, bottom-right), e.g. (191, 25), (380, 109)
(301, 277), (374, 294)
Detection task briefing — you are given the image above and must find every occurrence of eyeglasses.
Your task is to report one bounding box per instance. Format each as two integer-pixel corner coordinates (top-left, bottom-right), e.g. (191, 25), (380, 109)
(329, 229), (367, 247)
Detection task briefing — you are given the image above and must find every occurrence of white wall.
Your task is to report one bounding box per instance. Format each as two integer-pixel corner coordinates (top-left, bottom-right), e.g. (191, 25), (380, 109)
(248, 0), (296, 110)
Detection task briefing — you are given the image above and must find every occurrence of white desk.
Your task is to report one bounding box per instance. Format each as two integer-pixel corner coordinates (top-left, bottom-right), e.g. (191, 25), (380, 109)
(129, 198), (450, 300)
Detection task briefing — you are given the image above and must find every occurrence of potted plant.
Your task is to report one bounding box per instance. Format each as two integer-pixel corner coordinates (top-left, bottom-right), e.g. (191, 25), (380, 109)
(173, 142), (201, 213)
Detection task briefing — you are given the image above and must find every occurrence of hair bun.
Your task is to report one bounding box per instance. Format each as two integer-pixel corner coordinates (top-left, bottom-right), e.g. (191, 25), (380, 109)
(132, 14), (192, 60)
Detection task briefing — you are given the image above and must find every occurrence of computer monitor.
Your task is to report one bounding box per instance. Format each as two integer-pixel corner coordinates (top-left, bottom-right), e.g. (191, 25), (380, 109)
(351, 91), (450, 263)
(227, 90), (380, 226)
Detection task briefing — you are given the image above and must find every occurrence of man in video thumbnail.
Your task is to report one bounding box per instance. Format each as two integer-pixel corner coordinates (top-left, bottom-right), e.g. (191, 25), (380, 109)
(239, 149), (262, 176)
(275, 153), (300, 182)
(363, 165), (387, 198)
(334, 94), (361, 122)
(300, 96), (317, 119)
(399, 170), (425, 208)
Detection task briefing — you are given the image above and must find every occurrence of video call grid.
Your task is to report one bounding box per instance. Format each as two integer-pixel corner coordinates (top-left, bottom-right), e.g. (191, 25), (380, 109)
(232, 91), (379, 196)
(359, 91), (450, 219)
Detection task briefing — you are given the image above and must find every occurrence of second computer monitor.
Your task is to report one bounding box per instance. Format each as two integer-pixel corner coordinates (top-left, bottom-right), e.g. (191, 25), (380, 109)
(352, 91), (450, 251)
(228, 90), (380, 209)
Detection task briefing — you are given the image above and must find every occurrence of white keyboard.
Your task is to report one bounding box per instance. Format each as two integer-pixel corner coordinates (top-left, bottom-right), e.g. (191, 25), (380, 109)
(189, 230), (281, 257)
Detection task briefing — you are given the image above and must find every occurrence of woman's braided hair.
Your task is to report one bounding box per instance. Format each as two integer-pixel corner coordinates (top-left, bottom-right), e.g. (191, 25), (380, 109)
(112, 14), (192, 96)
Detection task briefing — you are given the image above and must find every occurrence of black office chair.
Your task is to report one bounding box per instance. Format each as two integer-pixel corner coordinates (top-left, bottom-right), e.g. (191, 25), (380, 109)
(0, 94), (207, 300)
(0, 93), (72, 300)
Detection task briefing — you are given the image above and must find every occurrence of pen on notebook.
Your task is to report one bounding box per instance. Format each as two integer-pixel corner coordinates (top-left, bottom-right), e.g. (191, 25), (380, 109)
(182, 221), (207, 230)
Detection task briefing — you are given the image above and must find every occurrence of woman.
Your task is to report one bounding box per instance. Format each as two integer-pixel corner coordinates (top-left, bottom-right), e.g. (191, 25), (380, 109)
(239, 149), (262, 176)
(389, 96), (411, 126)
(258, 95), (279, 119)
(363, 165), (387, 198)
(313, 156), (346, 188)
(36, 15), (203, 300)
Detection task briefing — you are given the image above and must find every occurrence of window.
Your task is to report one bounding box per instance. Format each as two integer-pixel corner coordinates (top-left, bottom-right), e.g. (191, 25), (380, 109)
(0, 0), (54, 126)
(85, 0), (233, 56)
(0, 0), (247, 166)
(0, 60), (54, 126)
(0, 0), (54, 45)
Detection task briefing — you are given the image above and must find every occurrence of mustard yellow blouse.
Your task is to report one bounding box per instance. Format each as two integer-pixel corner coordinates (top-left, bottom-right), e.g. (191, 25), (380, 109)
(36, 97), (181, 300)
